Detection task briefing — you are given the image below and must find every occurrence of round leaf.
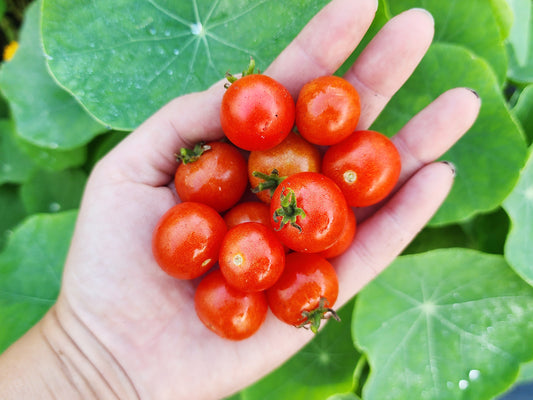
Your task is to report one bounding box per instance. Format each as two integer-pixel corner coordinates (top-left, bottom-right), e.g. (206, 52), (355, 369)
(0, 211), (77, 352)
(0, 0), (105, 149)
(372, 43), (528, 225)
(353, 249), (533, 400)
(41, 0), (328, 131)
(503, 148), (533, 286)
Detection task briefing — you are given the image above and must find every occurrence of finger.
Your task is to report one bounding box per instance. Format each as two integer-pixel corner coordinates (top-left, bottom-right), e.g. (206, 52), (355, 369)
(344, 8), (435, 129)
(266, 0), (378, 96)
(98, 0), (378, 187)
(333, 161), (455, 305)
(355, 87), (480, 222)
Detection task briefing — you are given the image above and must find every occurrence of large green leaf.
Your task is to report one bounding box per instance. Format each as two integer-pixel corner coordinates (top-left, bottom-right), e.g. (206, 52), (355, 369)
(388, 0), (508, 85)
(0, 211), (77, 353)
(353, 249), (533, 400)
(372, 43), (527, 225)
(41, 0), (328, 131)
(502, 148), (533, 286)
(0, 0), (105, 149)
(512, 84), (533, 145)
(0, 119), (35, 184)
(236, 299), (359, 400)
(506, 0), (532, 84)
(20, 168), (87, 214)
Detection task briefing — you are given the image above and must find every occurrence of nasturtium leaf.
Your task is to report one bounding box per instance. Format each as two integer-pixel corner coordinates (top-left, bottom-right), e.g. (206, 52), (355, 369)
(512, 84), (533, 145)
(460, 208), (510, 255)
(0, 0), (105, 149)
(502, 148), (533, 286)
(0, 185), (26, 250)
(20, 168), (87, 214)
(403, 224), (472, 255)
(517, 360), (533, 383)
(0, 210), (77, 353)
(388, 0), (508, 85)
(41, 0), (328, 131)
(372, 43), (528, 225)
(353, 249), (533, 400)
(238, 300), (359, 400)
(506, 0), (532, 84)
(489, 0), (514, 41)
(327, 394), (361, 400)
(0, 119), (36, 184)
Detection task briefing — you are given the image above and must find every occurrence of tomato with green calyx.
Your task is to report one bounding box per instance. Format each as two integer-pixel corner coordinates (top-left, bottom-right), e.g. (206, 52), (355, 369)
(195, 269), (268, 340)
(270, 172), (349, 253)
(174, 141), (248, 212)
(322, 130), (401, 207)
(220, 59), (295, 151)
(219, 222), (285, 292)
(152, 202), (226, 279)
(295, 75), (360, 146)
(266, 252), (339, 333)
(248, 131), (321, 203)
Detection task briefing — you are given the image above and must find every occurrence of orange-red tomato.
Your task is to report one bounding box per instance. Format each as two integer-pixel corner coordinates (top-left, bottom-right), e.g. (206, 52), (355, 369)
(195, 270), (268, 340)
(219, 222), (285, 292)
(318, 207), (356, 259)
(223, 201), (271, 229)
(174, 141), (248, 212)
(220, 74), (295, 151)
(295, 75), (360, 146)
(322, 130), (401, 207)
(266, 252), (338, 332)
(248, 131), (321, 203)
(151, 202), (226, 279)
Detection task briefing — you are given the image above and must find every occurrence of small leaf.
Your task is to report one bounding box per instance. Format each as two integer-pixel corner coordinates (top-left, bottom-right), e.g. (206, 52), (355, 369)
(20, 168), (87, 214)
(502, 148), (533, 286)
(0, 0), (105, 149)
(0, 211), (77, 352)
(239, 299), (359, 400)
(353, 249), (533, 400)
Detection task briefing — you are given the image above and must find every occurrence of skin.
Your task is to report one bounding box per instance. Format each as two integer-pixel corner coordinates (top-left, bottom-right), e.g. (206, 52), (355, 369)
(0, 1), (481, 399)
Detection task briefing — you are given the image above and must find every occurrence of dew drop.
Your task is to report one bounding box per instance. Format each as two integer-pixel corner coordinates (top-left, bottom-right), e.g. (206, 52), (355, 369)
(167, 70), (173, 76)
(149, 27), (156, 35)
(458, 380), (469, 390)
(173, 48), (180, 55)
(190, 22), (203, 35)
(469, 369), (481, 380)
(49, 202), (61, 212)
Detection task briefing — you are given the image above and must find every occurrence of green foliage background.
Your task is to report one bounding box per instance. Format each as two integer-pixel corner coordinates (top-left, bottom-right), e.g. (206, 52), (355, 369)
(0, 0), (532, 399)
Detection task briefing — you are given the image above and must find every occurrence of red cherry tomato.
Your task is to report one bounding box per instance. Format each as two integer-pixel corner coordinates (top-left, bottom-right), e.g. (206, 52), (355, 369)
(318, 207), (356, 259)
(223, 201), (271, 229)
(248, 131), (321, 203)
(152, 202), (226, 279)
(174, 141), (248, 212)
(270, 172), (349, 253)
(322, 130), (401, 207)
(220, 74), (295, 151)
(219, 222), (285, 292)
(295, 75), (360, 146)
(195, 270), (268, 340)
(266, 252), (339, 333)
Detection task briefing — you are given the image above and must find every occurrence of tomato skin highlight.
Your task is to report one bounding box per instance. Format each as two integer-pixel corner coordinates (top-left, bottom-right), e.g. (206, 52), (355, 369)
(270, 172), (349, 253)
(322, 130), (401, 207)
(219, 222), (285, 292)
(174, 141), (248, 212)
(195, 270), (268, 340)
(220, 74), (296, 151)
(295, 75), (360, 146)
(266, 252), (338, 328)
(152, 202), (227, 279)
(248, 131), (321, 203)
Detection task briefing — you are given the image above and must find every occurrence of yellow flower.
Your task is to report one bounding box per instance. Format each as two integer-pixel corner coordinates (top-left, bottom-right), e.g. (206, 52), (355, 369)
(3, 41), (19, 61)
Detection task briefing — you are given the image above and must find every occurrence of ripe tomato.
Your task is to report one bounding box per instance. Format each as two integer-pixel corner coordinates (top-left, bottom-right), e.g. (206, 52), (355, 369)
(248, 131), (321, 203)
(220, 74), (295, 151)
(322, 130), (401, 207)
(219, 222), (285, 292)
(223, 201), (271, 229)
(174, 141), (248, 212)
(270, 172), (349, 253)
(152, 202), (226, 279)
(318, 207), (356, 259)
(295, 75), (360, 146)
(195, 269), (268, 340)
(266, 252), (339, 333)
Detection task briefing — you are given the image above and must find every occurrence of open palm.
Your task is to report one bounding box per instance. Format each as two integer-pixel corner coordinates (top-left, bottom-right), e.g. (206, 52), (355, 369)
(50, 0), (481, 399)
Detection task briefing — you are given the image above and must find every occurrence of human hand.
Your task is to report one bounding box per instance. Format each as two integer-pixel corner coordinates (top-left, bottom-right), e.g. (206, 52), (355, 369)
(0, 0), (480, 399)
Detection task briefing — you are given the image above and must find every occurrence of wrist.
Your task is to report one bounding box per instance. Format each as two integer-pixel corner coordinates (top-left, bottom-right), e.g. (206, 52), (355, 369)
(0, 300), (139, 399)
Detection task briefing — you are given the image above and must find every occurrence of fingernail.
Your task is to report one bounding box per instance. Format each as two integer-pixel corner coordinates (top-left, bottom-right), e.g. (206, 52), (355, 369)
(441, 161), (456, 177)
(465, 87), (480, 99)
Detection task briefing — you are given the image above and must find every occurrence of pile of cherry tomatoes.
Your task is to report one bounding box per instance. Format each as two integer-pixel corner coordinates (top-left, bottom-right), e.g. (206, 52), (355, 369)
(152, 60), (401, 341)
